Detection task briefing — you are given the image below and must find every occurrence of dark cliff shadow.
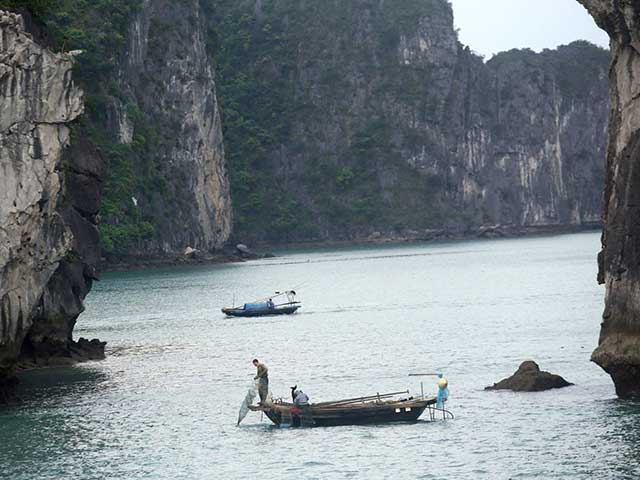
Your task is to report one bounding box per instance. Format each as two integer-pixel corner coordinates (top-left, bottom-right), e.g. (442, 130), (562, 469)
(4, 366), (110, 409)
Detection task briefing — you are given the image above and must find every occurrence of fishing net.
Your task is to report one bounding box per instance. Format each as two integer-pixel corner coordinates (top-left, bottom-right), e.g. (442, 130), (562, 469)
(237, 383), (257, 425)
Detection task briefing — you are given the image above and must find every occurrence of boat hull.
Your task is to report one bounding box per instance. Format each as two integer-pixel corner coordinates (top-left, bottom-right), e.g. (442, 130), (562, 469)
(253, 398), (436, 428)
(222, 305), (301, 317)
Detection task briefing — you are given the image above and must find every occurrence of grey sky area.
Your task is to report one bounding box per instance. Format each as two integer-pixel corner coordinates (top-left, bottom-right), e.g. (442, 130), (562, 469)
(449, 0), (610, 58)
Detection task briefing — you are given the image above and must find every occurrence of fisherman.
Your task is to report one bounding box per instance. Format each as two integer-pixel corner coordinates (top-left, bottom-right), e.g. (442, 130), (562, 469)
(267, 298), (275, 309)
(253, 358), (269, 403)
(293, 388), (309, 406)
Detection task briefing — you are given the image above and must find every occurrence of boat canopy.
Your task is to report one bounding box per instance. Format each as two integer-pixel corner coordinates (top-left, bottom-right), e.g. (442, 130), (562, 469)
(241, 290), (297, 309)
(243, 302), (271, 311)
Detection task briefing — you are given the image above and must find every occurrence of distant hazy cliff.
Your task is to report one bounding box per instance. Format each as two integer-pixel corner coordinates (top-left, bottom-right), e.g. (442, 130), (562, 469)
(209, 0), (609, 243)
(579, 0), (640, 399)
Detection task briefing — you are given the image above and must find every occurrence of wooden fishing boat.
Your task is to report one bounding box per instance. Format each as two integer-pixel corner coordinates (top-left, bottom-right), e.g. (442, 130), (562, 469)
(222, 290), (301, 317)
(249, 391), (444, 427)
(222, 304), (300, 317)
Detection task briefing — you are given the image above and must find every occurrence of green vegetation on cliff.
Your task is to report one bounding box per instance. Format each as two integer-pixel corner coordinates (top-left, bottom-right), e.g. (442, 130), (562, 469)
(4, 0), (609, 252)
(0, 0), (51, 18)
(489, 41), (610, 100)
(44, 0), (159, 256)
(12, 0), (170, 256)
(202, 0), (307, 241)
(204, 0), (609, 243)
(204, 0), (452, 242)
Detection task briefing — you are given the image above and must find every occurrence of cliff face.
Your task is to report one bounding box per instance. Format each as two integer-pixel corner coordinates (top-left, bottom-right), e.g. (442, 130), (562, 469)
(97, 0), (232, 257)
(578, 0), (640, 399)
(0, 1), (235, 398)
(209, 0), (609, 243)
(0, 10), (103, 399)
(29, 0), (606, 254)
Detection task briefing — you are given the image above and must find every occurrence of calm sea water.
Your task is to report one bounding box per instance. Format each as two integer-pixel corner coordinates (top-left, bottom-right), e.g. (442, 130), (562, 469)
(2, 232), (639, 479)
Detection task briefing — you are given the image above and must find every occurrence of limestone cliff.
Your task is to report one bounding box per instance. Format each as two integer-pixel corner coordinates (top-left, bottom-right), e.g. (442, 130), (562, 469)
(0, 1), (235, 399)
(209, 0), (609, 243)
(579, 0), (640, 399)
(33, 0), (606, 253)
(0, 10), (103, 400)
(97, 0), (232, 257)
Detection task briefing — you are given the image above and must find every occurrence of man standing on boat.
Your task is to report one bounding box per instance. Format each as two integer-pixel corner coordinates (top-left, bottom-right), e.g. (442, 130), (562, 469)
(253, 359), (269, 404)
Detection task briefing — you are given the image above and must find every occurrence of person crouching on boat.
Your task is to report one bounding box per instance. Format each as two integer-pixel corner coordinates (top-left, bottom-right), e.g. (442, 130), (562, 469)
(267, 298), (275, 310)
(253, 359), (269, 404)
(293, 388), (309, 406)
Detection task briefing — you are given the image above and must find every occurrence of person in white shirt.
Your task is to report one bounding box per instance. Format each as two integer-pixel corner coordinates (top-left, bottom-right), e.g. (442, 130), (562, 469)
(292, 388), (309, 406)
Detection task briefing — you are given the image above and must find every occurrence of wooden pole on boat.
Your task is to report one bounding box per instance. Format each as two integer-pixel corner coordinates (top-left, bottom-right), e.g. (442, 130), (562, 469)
(274, 301), (301, 307)
(314, 390), (409, 407)
(315, 391), (408, 406)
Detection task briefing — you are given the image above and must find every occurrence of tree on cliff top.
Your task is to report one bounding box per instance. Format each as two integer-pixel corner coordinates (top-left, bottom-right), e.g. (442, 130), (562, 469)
(0, 0), (53, 18)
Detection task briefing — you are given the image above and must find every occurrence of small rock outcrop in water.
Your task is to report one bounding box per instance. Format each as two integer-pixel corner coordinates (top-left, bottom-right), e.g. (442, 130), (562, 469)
(578, 0), (640, 399)
(0, 11), (104, 401)
(236, 243), (258, 259)
(485, 361), (573, 392)
(19, 338), (106, 370)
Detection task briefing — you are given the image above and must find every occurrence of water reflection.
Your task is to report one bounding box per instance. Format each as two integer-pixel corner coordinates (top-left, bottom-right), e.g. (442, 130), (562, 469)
(14, 365), (111, 407)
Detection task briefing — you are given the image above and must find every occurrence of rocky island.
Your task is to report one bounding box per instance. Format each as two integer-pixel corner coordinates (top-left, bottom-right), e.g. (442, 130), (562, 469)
(485, 361), (573, 392)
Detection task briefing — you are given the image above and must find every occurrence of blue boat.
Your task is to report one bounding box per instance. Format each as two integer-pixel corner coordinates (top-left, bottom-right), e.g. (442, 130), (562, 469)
(222, 290), (301, 317)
